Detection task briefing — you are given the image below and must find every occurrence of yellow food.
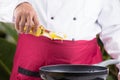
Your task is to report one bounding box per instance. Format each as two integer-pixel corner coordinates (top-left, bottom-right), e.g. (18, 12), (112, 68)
(49, 32), (66, 40)
(24, 25), (66, 40)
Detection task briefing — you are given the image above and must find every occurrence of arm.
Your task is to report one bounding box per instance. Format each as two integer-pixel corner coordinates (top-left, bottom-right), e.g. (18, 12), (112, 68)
(97, 0), (120, 79)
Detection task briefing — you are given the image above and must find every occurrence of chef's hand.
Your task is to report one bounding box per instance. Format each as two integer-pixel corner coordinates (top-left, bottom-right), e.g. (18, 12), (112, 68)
(14, 2), (40, 34)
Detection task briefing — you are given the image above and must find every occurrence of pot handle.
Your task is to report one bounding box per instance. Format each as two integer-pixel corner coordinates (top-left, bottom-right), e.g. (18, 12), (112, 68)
(94, 59), (120, 67)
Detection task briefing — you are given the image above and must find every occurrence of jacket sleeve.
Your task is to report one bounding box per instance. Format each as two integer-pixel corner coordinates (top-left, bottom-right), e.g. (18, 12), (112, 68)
(0, 0), (31, 23)
(98, 0), (120, 73)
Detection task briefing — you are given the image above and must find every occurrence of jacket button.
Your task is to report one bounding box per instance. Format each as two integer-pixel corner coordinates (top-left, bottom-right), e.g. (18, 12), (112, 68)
(51, 17), (54, 20)
(73, 17), (77, 20)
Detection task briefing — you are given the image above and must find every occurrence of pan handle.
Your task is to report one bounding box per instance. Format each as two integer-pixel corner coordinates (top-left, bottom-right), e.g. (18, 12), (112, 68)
(94, 59), (120, 67)
(41, 73), (47, 80)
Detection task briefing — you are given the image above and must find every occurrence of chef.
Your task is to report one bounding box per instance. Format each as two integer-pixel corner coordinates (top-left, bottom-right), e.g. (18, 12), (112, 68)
(1, 0), (120, 80)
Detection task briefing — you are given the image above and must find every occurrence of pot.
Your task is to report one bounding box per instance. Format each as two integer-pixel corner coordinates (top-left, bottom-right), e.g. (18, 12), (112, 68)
(39, 59), (120, 80)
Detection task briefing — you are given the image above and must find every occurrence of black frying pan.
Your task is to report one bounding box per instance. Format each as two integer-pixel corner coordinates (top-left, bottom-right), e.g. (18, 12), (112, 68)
(39, 59), (120, 80)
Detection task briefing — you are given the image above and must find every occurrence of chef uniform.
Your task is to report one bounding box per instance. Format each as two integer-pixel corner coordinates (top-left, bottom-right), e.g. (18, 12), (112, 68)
(0, 0), (120, 80)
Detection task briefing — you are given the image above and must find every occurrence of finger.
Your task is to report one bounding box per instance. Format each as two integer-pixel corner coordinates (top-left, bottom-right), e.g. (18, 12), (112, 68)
(19, 16), (26, 33)
(33, 15), (40, 33)
(30, 20), (35, 33)
(25, 15), (33, 34)
(15, 15), (21, 33)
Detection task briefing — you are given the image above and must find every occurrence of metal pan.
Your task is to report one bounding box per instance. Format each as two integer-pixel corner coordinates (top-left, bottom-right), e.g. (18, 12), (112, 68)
(39, 59), (120, 80)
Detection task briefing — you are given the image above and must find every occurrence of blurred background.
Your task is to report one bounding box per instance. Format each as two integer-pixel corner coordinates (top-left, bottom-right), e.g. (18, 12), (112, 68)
(0, 0), (119, 80)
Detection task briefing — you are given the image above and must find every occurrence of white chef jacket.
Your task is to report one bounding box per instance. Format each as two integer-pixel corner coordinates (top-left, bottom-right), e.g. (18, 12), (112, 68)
(1, 0), (120, 72)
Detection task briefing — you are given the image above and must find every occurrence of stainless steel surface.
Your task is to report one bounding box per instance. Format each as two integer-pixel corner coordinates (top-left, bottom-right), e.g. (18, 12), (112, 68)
(94, 59), (120, 67)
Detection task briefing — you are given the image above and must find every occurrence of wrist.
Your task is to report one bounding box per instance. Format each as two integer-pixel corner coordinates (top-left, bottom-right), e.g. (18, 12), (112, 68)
(16, 2), (32, 8)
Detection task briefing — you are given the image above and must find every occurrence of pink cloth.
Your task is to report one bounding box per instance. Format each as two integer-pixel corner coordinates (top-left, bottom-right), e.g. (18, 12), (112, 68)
(10, 34), (102, 80)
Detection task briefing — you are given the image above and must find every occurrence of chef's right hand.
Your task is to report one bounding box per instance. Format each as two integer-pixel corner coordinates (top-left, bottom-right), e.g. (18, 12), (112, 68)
(14, 2), (40, 34)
